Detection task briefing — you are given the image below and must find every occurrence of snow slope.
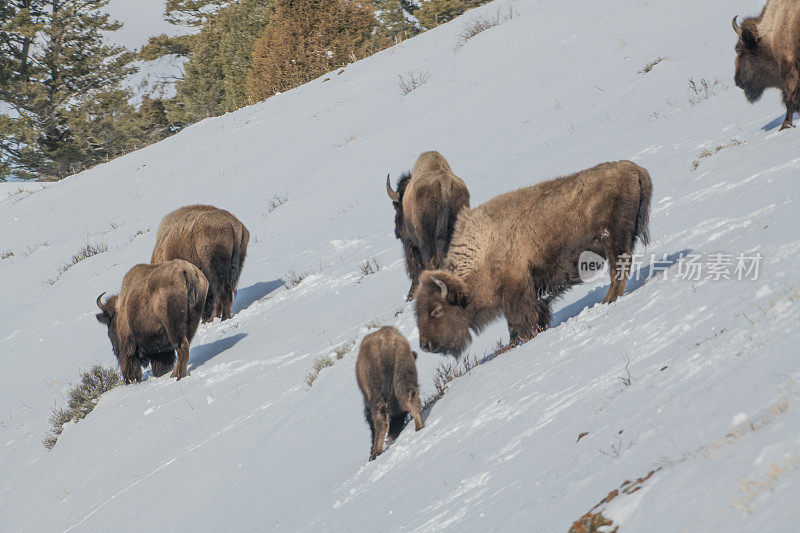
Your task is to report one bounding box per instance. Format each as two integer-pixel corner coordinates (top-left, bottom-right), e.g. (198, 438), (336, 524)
(1, 0), (799, 530)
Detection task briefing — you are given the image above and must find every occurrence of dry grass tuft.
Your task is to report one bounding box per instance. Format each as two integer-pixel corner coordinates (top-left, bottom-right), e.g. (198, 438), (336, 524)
(688, 78), (725, 106)
(266, 194), (288, 215)
(43, 366), (122, 449)
(358, 256), (382, 279)
(639, 56), (668, 74)
(283, 270), (311, 289)
(398, 69), (430, 95)
(1, 249), (13, 260)
(455, 6), (517, 49)
(691, 139), (744, 171)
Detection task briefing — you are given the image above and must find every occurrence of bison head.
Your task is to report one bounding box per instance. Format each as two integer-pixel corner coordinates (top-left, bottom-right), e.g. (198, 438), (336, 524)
(414, 271), (471, 357)
(95, 292), (121, 356)
(732, 16), (776, 103)
(387, 172), (412, 240)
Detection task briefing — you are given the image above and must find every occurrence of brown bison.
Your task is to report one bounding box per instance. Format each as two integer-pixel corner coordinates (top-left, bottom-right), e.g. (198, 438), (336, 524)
(387, 151), (470, 298)
(356, 326), (424, 460)
(151, 205), (249, 323)
(415, 161), (653, 357)
(96, 260), (208, 383)
(733, 1), (800, 130)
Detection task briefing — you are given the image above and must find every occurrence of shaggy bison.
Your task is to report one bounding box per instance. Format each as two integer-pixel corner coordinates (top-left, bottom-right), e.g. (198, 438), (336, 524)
(733, 1), (800, 130)
(151, 205), (249, 322)
(415, 161), (653, 357)
(387, 151), (470, 298)
(356, 326), (424, 460)
(96, 260), (208, 383)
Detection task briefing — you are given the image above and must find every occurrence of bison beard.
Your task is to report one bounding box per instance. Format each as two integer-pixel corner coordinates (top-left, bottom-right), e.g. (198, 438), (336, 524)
(356, 327), (424, 461)
(415, 160), (653, 357)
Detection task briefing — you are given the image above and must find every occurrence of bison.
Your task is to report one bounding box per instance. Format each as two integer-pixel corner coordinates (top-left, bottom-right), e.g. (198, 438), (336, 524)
(151, 205), (249, 323)
(387, 151), (470, 298)
(733, 1), (800, 130)
(95, 260), (208, 383)
(415, 160), (653, 357)
(356, 326), (424, 460)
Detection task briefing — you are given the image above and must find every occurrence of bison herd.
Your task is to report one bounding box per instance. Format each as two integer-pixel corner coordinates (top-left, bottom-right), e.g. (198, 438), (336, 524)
(92, 0), (796, 460)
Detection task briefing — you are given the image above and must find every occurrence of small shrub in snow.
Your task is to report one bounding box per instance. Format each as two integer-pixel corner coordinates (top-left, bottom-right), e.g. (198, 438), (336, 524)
(455, 6), (516, 49)
(398, 69), (430, 95)
(691, 139), (744, 171)
(358, 256), (381, 279)
(283, 270), (311, 288)
(43, 365), (122, 449)
(688, 78), (724, 106)
(333, 339), (356, 360)
(363, 319), (382, 330)
(1, 250), (13, 260)
(266, 194), (288, 214)
(305, 354), (335, 387)
(639, 56), (668, 75)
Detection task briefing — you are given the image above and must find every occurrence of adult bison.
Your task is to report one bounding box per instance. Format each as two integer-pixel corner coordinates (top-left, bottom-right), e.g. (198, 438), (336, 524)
(96, 260), (208, 383)
(356, 326), (424, 461)
(151, 205), (249, 322)
(415, 161), (653, 357)
(387, 151), (470, 298)
(733, 1), (800, 130)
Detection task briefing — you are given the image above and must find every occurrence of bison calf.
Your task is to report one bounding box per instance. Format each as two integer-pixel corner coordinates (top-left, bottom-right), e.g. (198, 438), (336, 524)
(356, 326), (424, 461)
(387, 151), (470, 298)
(96, 260), (208, 383)
(415, 160), (653, 357)
(151, 205), (249, 323)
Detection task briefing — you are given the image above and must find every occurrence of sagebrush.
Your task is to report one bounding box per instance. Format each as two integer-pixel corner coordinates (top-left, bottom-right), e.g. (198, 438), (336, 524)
(43, 366), (123, 449)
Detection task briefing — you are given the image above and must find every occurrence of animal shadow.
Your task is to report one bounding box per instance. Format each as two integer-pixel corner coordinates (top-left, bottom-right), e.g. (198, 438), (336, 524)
(551, 249), (691, 328)
(762, 113), (798, 131)
(189, 332), (247, 369)
(232, 280), (283, 314)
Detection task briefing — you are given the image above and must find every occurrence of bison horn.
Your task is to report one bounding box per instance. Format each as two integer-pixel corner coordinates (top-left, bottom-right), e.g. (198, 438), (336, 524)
(431, 276), (448, 300)
(732, 16), (743, 37)
(96, 292), (107, 310)
(386, 174), (400, 203)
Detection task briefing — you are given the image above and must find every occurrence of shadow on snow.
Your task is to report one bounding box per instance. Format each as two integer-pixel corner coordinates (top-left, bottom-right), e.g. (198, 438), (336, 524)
(232, 279), (283, 314)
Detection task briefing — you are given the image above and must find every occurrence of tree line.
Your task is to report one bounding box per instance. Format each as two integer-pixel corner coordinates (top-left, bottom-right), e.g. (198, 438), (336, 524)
(1, 0), (491, 181)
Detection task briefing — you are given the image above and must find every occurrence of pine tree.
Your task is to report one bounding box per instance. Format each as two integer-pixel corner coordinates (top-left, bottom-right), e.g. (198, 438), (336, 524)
(413, 0), (488, 29)
(247, 0), (376, 102)
(164, 0), (230, 27)
(373, 0), (418, 43)
(167, 0), (272, 124)
(0, 0), (140, 180)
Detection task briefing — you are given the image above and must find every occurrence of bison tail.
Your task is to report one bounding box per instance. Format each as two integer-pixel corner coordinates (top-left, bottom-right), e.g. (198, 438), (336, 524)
(434, 200), (452, 264)
(183, 269), (197, 310)
(633, 166), (653, 247)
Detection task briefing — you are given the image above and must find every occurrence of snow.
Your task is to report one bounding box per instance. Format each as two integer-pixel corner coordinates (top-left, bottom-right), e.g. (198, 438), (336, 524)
(1, 0), (799, 530)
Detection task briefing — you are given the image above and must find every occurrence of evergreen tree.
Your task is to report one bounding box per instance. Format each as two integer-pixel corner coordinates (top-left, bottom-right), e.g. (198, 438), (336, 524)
(373, 0), (418, 43)
(0, 0), (144, 180)
(413, 0), (487, 29)
(167, 0), (272, 123)
(247, 0), (376, 102)
(164, 0), (230, 27)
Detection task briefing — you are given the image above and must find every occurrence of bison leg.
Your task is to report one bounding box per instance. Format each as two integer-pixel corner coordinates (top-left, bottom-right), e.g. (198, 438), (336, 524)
(406, 388), (424, 432)
(387, 414), (407, 444)
(603, 244), (632, 304)
(150, 351), (176, 377)
(403, 241), (425, 299)
(369, 402), (389, 461)
(503, 282), (551, 346)
(780, 104), (796, 130)
(169, 337), (190, 380)
(119, 344), (142, 384)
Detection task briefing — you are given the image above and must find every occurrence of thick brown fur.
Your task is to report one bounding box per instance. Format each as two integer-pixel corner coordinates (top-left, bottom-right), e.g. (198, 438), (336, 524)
(415, 161), (653, 357)
(151, 205), (249, 323)
(387, 152), (470, 298)
(95, 260), (209, 383)
(733, 1), (800, 130)
(355, 326), (424, 461)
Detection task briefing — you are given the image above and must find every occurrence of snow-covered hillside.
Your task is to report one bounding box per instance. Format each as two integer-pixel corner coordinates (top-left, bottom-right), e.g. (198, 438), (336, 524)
(2, 0), (799, 530)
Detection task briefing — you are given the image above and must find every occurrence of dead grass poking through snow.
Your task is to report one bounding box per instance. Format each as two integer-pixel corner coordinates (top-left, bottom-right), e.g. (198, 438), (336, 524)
(43, 366), (122, 449)
(283, 270), (311, 289)
(44, 240), (108, 286)
(1, 249), (13, 260)
(639, 56), (668, 74)
(688, 78), (725, 106)
(455, 5), (517, 49)
(691, 139), (744, 171)
(729, 454), (799, 513)
(398, 69), (430, 95)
